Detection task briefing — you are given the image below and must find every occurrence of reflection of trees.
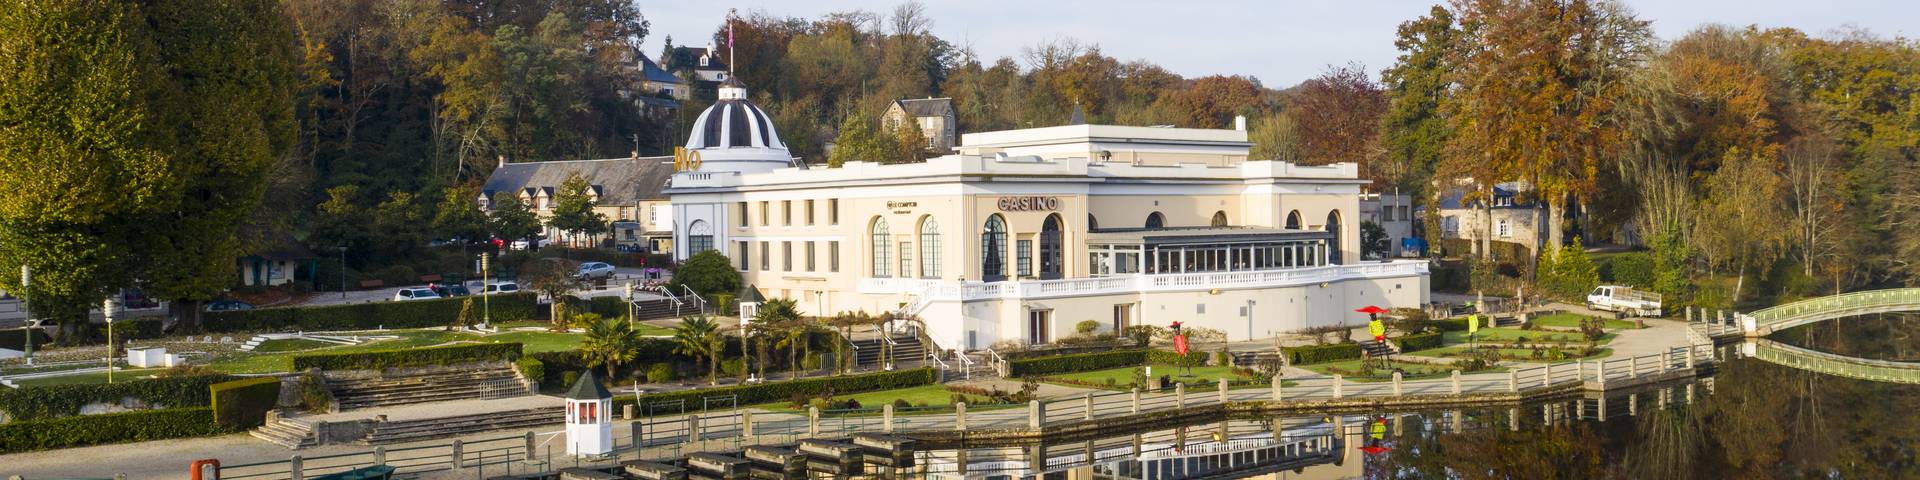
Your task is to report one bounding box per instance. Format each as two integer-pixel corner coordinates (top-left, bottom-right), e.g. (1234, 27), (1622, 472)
(1620, 402), (1703, 479)
(1378, 411), (1609, 479)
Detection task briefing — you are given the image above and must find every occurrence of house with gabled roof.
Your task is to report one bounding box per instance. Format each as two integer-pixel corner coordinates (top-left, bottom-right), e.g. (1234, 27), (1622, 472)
(480, 153), (678, 253)
(883, 97), (957, 152)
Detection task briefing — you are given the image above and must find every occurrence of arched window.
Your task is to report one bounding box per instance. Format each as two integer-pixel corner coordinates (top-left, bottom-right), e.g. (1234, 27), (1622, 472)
(1039, 214), (1064, 279)
(1325, 211), (1343, 265)
(1087, 214), (1099, 231)
(1284, 210), (1302, 230)
(687, 220), (714, 254)
(1210, 211), (1228, 227)
(919, 217), (942, 278)
(982, 214), (1008, 282)
(870, 217), (891, 277)
(1145, 212), (1165, 229)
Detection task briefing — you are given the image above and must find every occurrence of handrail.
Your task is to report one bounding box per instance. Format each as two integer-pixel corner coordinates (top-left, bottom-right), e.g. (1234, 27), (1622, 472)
(925, 350), (950, 370)
(679, 285), (708, 313)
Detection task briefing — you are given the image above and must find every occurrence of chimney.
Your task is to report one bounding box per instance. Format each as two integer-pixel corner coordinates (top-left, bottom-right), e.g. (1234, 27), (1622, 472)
(1234, 115), (1247, 132)
(498, 155), (507, 168)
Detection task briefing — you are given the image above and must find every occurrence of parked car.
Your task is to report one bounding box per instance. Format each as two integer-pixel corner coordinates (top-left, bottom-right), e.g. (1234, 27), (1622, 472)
(483, 282), (520, 295)
(205, 300), (253, 312)
(393, 287), (441, 302)
(508, 237), (552, 250)
(122, 288), (159, 309)
(576, 262), (616, 280)
(430, 283), (471, 298)
(1587, 285), (1663, 318)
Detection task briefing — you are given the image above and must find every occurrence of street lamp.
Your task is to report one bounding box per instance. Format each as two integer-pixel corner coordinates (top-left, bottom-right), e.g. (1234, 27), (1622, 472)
(20, 265), (32, 366)
(103, 296), (120, 384)
(336, 246), (348, 298)
(1245, 299), (1257, 341)
(479, 252), (492, 329)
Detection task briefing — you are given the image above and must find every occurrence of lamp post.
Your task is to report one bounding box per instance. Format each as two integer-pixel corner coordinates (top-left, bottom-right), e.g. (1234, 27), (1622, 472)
(1245, 300), (1257, 341)
(103, 296), (120, 384)
(479, 253), (492, 329)
(336, 246), (348, 298)
(20, 265), (32, 366)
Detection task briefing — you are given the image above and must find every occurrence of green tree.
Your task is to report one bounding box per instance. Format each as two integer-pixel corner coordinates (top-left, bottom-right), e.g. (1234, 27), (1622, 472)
(519, 257), (582, 328)
(1379, 6), (1460, 199)
(1360, 221), (1390, 260)
(753, 298), (802, 379)
(433, 183), (492, 244)
(774, 316), (813, 380)
(580, 315), (642, 379)
(1249, 115), (1304, 162)
(828, 112), (884, 167)
(547, 172), (609, 247)
(0, 0), (295, 339)
(670, 250), (741, 297)
(489, 192), (541, 244)
(372, 191), (428, 261)
(672, 315), (725, 385)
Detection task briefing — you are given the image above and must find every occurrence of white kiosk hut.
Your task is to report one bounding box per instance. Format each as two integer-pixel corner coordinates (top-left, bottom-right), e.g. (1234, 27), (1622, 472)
(564, 370), (614, 456)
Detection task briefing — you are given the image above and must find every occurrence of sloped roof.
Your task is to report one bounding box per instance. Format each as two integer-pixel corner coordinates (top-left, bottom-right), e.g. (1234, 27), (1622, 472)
(894, 98), (953, 117)
(245, 233), (317, 260)
(637, 54), (683, 85)
(1438, 182), (1532, 210)
(566, 369), (612, 400)
(738, 284), (766, 304)
(482, 156), (675, 205)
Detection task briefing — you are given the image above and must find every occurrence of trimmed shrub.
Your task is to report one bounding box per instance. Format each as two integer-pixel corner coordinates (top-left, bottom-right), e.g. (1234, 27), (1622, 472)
(1597, 251), (1656, 289)
(1281, 343), (1362, 365)
(1148, 349), (1209, 368)
(0, 407), (224, 454)
(646, 363), (675, 383)
(0, 374), (236, 421)
(515, 357), (545, 388)
(615, 368), (936, 410)
(1008, 350), (1147, 376)
(203, 292), (540, 332)
(290, 343), (522, 371)
(0, 327), (50, 351)
(299, 372), (334, 413)
(209, 377), (281, 431)
(1392, 332), (1445, 353)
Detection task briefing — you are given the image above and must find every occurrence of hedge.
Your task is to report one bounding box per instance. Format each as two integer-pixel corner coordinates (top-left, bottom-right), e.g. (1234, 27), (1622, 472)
(1392, 332), (1445, 353)
(0, 407), (224, 454)
(203, 292), (540, 332)
(1146, 349), (1209, 368)
(565, 295), (631, 320)
(1280, 343), (1362, 365)
(0, 374), (236, 421)
(0, 327), (49, 351)
(613, 368), (937, 410)
(290, 343), (523, 371)
(210, 377), (282, 431)
(515, 357), (545, 390)
(1008, 350), (1147, 376)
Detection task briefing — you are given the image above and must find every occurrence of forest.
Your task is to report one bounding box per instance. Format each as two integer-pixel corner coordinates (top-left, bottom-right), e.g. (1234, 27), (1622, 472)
(1, 0), (1917, 336)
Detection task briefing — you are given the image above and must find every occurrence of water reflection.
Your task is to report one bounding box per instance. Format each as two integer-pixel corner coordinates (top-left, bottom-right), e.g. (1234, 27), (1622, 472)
(882, 315), (1920, 479)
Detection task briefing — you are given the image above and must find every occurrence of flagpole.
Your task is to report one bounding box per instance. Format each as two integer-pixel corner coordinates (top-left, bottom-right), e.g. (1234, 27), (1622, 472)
(727, 8), (737, 77)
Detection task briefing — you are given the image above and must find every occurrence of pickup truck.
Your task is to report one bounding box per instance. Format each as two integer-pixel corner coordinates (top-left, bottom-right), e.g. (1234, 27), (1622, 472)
(1587, 285), (1662, 317)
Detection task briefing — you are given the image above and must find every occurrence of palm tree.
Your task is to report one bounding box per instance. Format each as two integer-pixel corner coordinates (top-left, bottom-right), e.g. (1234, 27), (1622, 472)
(673, 315), (724, 385)
(580, 316), (641, 379)
(774, 320), (811, 380)
(752, 298), (801, 380)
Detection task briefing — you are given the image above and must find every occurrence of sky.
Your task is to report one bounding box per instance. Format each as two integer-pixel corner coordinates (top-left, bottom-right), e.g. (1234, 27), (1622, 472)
(635, 0), (1917, 88)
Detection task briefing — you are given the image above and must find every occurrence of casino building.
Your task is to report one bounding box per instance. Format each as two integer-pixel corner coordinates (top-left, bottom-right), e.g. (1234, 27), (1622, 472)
(668, 79), (1429, 351)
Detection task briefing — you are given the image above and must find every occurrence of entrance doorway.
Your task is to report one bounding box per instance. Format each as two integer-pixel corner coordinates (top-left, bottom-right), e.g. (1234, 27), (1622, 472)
(1028, 309), (1052, 345)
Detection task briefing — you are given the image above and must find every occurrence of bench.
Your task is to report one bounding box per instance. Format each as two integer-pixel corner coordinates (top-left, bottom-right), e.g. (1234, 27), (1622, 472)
(358, 279), (385, 289)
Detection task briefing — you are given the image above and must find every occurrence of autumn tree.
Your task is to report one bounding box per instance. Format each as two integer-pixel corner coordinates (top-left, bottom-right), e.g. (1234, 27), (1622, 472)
(1290, 64), (1387, 175)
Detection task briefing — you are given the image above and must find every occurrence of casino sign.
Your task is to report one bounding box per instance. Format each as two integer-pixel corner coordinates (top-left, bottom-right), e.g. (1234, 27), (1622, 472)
(997, 196), (1060, 212)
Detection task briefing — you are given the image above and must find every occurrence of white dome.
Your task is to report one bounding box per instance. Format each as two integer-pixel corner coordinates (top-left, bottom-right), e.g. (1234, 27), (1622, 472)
(685, 79), (786, 151)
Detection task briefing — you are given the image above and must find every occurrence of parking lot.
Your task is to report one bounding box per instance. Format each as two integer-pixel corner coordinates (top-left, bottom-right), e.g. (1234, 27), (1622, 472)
(290, 266), (669, 308)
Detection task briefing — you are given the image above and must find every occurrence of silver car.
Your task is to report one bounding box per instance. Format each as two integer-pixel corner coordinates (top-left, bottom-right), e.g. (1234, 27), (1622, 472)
(576, 261), (616, 280)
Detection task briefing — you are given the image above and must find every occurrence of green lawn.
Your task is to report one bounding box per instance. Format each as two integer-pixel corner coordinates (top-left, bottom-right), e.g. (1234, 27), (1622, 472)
(1440, 328), (1611, 346)
(1041, 364), (1249, 390)
(749, 384), (1001, 414)
(250, 338), (333, 353)
(1421, 345), (1614, 362)
(202, 330), (485, 374)
(481, 331), (583, 353)
(12, 368), (169, 387)
(1531, 312), (1639, 330)
(1295, 359), (1503, 382)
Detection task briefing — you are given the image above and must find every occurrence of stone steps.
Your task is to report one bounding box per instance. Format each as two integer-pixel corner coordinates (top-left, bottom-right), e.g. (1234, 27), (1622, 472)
(251, 417), (317, 449)
(329, 367), (527, 410)
(362, 407), (564, 445)
(633, 298), (699, 321)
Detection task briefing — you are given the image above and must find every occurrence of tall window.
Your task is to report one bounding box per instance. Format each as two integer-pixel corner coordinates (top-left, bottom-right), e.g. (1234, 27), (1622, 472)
(805, 241), (816, 271)
(829, 241), (840, 272)
(736, 241), (749, 270)
(687, 220), (714, 254)
(870, 217), (891, 277)
(898, 241), (912, 280)
(782, 241), (793, 271)
(782, 201), (792, 225)
(919, 217), (942, 278)
(1326, 211), (1343, 265)
(1039, 214), (1063, 279)
(982, 214), (1008, 281)
(759, 241), (770, 270)
(735, 202), (749, 227)
(828, 199), (840, 225)
(758, 202), (769, 226)
(1285, 210), (1302, 230)
(1087, 214), (1099, 230)
(1017, 239), (1033, 277)
(1145, 212), (1165, 229)
(805, 200), (816, 225)
(1211, 211), (1228, 227)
